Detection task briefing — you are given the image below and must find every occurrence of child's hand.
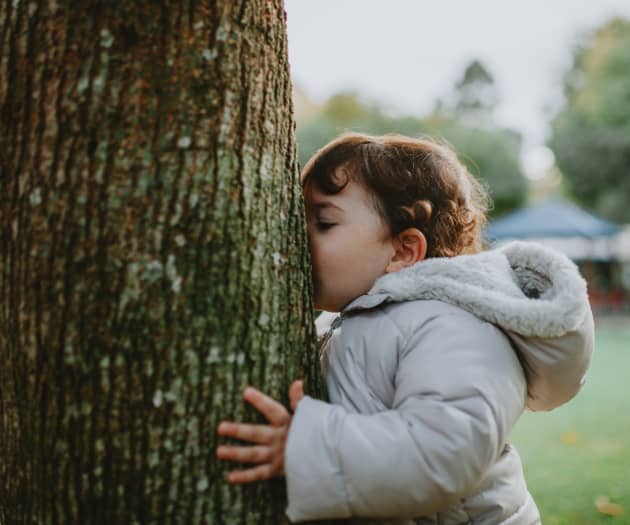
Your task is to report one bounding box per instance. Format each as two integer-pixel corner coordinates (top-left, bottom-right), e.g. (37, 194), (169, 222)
(216, 380), (304, 483)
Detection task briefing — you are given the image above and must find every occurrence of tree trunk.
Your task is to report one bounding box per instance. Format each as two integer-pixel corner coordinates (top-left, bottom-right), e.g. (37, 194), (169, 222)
(0, 1), (319, 523)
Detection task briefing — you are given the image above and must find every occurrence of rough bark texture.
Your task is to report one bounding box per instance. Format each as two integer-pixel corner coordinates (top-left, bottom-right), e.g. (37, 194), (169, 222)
(0, 1), (319, 523)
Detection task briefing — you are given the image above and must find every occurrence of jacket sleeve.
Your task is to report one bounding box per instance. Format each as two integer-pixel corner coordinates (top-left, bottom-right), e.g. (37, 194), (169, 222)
(509, 306), (595, 412)
(284, 312), (526, 522)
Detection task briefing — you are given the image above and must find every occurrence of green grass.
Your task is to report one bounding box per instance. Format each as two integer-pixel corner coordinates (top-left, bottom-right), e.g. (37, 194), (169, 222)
(511, 321), (630, 525)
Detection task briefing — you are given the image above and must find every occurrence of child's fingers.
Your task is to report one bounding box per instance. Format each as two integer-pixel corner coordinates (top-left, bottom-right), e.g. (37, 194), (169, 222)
(226, 464), (274, 484)
(242, 387), (290, 426)
(217, 421), (274, 444)
(289, 380), (304, 412)
(216, 444), (271, 464)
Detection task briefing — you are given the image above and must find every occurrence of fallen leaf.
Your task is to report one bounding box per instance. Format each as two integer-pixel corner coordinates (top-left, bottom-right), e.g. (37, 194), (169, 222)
(595, 496), (624, 517)
(561, 431), (579, 445)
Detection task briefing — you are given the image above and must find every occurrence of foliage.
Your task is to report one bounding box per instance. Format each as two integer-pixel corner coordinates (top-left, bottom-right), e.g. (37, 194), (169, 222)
(549, 18), (630, 223)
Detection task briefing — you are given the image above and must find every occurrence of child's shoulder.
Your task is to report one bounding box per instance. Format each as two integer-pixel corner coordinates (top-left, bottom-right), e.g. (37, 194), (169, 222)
(334, 290), (516, 346)
(341, 298), (516, 375)
(340, 298), (508, 354)
(378, 298), (495, 338)
(380, 300), (519, 375)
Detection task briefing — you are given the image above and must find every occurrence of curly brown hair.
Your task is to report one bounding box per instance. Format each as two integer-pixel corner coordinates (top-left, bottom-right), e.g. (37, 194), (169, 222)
(301, 133), (490, 258)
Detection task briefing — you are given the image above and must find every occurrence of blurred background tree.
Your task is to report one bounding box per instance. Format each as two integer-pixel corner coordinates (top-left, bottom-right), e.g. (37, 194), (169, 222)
(295, 60), (527, 217)
(549, 18), (630, 223)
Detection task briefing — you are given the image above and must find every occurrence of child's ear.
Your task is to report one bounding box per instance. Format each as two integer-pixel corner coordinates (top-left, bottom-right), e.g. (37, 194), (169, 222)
(385, 228), (427, 273)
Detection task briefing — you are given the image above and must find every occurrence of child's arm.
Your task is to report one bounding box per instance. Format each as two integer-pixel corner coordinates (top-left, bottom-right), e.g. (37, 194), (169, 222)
(218, 310), (526, 522)
(282, 312), (526, 522)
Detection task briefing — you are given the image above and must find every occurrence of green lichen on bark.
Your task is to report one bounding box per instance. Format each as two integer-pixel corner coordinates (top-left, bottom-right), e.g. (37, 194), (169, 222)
(0, 1), (320, 523)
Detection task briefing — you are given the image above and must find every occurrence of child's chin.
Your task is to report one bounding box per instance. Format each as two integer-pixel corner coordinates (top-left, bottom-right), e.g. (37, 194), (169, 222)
(313, 301), (330, 312)
(313, 298), (337, 313)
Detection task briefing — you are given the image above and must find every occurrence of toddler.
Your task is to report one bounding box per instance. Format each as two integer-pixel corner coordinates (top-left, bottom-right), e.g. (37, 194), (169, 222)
(217, 133), (594, 524)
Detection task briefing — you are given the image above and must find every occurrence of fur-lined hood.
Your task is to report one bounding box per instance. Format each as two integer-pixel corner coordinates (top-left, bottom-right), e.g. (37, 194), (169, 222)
(322, 241), (595, 411)
(350, 241), (588, 338)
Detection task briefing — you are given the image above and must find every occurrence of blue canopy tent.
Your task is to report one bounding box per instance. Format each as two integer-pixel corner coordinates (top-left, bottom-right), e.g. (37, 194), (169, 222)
(486, 200), (620, 241)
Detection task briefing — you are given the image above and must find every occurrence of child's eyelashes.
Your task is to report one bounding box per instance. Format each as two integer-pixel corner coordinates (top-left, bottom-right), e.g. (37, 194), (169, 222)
(316, 221), (336, 232)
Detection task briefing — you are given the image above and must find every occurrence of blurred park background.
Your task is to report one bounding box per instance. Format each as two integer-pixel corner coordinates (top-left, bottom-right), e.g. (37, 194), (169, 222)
(285, 1), (630, 523)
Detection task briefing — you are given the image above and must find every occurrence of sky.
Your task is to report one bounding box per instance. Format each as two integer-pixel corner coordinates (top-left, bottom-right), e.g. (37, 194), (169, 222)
(284, 0), (630, 174)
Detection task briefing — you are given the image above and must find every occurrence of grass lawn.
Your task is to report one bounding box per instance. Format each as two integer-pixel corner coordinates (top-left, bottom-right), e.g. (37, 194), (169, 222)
(511, 320), (630, 525)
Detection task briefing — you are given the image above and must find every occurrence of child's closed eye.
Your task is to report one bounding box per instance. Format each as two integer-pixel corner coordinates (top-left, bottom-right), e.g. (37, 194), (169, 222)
(316, 221), (336, 231)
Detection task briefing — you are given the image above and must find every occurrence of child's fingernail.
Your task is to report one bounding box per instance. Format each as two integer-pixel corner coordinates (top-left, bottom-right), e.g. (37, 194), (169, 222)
(217, 422), (228, 433)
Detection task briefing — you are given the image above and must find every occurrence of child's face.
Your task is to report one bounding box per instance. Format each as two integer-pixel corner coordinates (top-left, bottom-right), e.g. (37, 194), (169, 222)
(304, 174), (395, 312)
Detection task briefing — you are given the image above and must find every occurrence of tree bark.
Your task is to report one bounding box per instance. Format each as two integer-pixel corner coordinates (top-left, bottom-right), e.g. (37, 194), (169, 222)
(0, 1), (319, 523)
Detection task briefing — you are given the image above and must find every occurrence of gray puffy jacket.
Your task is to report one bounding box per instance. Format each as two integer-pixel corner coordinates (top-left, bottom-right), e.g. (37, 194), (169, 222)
(284, 242), (594, 524)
